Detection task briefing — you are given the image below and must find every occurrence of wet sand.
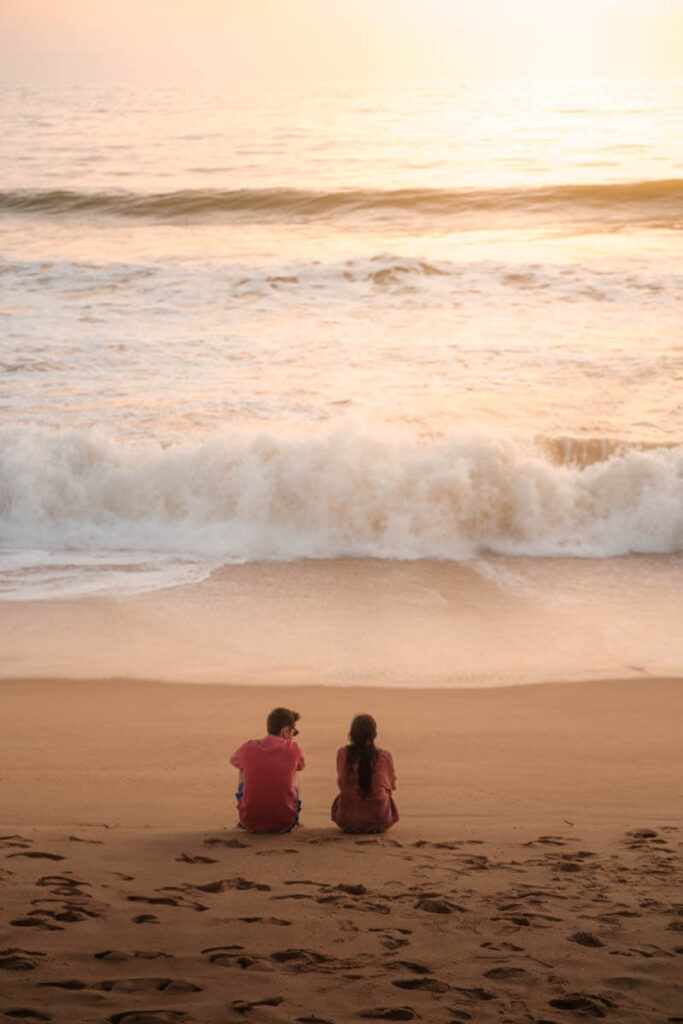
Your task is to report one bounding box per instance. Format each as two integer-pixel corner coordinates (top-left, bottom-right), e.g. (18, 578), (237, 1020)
(4, 557), (683, 688)
(1, 677), (682, 1023)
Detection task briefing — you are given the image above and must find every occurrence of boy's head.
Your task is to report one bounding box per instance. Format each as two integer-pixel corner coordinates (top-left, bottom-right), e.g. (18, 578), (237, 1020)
(267, 707), (301, 737)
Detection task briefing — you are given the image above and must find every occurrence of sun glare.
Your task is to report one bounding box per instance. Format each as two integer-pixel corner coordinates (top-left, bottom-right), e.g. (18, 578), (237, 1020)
(0, 0), (682, 83)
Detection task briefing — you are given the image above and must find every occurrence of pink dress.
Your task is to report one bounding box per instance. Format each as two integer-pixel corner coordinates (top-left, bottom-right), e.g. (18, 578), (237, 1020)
(331, 746), (399, 833)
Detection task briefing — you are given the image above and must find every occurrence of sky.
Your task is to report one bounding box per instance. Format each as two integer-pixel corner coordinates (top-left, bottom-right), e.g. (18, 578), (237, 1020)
(0, 0), (682, 85)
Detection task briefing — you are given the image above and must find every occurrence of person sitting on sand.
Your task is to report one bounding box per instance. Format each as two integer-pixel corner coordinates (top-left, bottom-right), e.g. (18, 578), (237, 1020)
(230, 707), (305, 834)
(331, 714), (399, 834)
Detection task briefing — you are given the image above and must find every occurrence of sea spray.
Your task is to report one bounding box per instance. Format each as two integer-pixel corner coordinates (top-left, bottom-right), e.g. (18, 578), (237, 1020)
(1, 425), (682, 564)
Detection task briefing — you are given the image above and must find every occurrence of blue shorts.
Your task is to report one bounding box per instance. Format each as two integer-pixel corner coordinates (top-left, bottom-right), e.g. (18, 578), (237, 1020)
(235, 782), (301, 834)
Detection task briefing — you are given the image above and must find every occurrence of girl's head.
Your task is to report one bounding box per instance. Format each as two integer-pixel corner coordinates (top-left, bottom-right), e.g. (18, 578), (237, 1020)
(349, 714), (377, 748)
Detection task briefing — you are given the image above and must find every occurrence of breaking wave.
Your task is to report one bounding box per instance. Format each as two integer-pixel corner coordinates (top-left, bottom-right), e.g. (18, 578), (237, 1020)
(1, 426), (682, 569)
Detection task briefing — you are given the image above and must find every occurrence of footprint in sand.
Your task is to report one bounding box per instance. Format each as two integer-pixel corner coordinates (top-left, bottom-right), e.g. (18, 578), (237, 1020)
(525, 836), (570, 847)
(480, 941), (524, 952)
(34, 904), (102, 924)
(36, 874), (91, 894)
(254, 849), (299, 856)
(337, 920), (359, 934)
(369, 928), (412, 951)
(128, 895), (181, 907)
(625, 828), (659, 841)
(305, 835), (345, 846)
(336, 897), (391, 915)
(0, 835), (33, 850)
(413, 840), (462, 851)
(603, 975), (658, 992)
(7, 852), (65, 861)
(202, 945), (251, 967)
(174, 853), (217, 864)
(483, 967), (527, 980)
(385, 960), (431, 975)
(10, 916), (63, 932)
(415, 897), (466, 914)
(204, 837), (248, 849)
(270, 949), (332, 968)
(230, 996), (284, 1014)
(93, 978), (202, 993)
(3, 1011), (52, 1021)
(38, 980), (87, 991)
(392, 978), (450, 993)
(335, 883), (367, 895)
(0, 949), (46, 971)
(109, 1013), (190, 1024)
(570, 932), (605, 948)
(95, 950), (173, 961)
(548, 993), (616, 1018)
(270, 893), (314, 904)
(204, 945), (354, 975)
(195, 876), (271, 893)
(451, 986), (496, 1002)
(358, 1009), (417, 1021)
(238, 916), (292, 926)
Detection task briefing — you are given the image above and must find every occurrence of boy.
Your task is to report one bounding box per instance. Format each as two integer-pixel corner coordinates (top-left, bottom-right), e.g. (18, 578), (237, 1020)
(230, 707), (305, 833)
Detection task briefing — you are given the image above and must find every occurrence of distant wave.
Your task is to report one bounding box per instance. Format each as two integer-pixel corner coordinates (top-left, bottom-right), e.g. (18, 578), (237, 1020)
(1, 180), (682, 225)
(2, 253), (679, 314)
(1, 426), (682, 563)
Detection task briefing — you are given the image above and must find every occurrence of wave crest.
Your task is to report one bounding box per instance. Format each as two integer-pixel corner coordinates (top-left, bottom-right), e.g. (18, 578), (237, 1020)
(1, 179), (682, 225)
(1, 426), (682, 561)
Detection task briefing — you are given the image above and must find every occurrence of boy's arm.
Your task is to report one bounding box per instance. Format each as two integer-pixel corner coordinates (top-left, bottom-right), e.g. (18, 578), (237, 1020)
(230, 744), (245, 787)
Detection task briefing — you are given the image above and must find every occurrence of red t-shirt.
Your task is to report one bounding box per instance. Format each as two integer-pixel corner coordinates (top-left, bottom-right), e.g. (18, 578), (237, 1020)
(230, 735), (305, 833)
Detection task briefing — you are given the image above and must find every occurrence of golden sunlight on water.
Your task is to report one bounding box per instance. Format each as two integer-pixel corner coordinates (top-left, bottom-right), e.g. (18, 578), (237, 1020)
(1, 73), (682, 614)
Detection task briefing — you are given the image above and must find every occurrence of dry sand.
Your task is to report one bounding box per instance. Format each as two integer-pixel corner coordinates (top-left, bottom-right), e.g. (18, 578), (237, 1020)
(1, 677), (681, 1023)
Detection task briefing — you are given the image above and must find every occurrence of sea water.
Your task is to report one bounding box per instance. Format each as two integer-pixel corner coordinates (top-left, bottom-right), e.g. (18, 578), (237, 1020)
(1, 79), (682, 684)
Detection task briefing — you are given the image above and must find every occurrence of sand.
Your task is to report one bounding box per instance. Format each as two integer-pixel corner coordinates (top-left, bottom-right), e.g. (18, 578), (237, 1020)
(1, 676), (681, 1023)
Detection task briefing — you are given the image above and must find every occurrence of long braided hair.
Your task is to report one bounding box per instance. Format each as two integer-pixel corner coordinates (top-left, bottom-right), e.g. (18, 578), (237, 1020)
(346, 714), (378, 796)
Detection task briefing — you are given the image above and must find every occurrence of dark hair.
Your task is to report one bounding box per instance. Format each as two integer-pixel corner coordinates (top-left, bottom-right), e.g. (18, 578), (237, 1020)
(346, 714), (378, 796)
(267, 707), (300, 736)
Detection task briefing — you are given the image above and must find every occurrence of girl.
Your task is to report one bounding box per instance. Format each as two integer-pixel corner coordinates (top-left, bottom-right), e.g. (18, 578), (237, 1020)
(331, 714), (399, 833)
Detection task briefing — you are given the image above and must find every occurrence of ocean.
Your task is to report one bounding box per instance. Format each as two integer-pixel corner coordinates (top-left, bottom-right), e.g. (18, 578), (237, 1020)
(1, 78), (682, 686)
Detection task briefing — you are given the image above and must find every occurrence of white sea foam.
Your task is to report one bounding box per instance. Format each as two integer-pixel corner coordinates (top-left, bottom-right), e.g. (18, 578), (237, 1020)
(1, 426), (682, 597)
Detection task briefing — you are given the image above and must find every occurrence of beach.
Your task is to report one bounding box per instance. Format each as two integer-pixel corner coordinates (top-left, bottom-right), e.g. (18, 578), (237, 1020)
(1, 675), (681, 1023)
(2, 71), (683, 1024)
